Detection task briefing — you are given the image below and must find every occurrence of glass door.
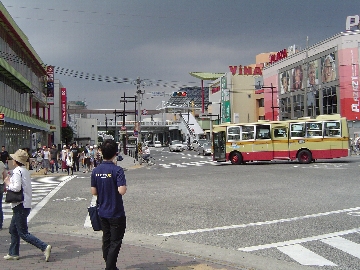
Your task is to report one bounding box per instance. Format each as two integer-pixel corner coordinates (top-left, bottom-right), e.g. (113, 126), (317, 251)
(213, 131), (226, 161)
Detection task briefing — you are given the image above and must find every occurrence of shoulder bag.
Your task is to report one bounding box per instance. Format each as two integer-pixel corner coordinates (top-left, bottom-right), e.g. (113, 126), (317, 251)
(87, 204), (102, 231)
(5, 171), (24, 203)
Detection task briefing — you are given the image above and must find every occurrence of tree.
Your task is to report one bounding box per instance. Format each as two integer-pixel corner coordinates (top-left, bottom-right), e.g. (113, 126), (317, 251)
(61, 125), (74, 145)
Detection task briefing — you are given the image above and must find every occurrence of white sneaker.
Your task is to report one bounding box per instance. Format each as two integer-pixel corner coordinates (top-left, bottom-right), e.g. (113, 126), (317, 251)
(44, 245), (52, 262)
(4, 254), (19, 260)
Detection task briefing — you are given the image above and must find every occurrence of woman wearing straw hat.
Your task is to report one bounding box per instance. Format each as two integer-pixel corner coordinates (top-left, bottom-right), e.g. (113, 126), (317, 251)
(3, 149), (52, 261)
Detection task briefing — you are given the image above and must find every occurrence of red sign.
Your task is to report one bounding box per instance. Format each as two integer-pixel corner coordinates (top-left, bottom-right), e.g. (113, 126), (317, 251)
(61, 88), (67, 127)
(269, 49), (288, 64)
(0, 113), (4, 119)
(229, 65), (263, 76)
(211, 86), (220, 94)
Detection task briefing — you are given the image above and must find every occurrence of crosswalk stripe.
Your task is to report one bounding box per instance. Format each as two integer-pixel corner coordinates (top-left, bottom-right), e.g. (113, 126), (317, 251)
(321, 236), (360, 259)
(277, 244), (336, 266)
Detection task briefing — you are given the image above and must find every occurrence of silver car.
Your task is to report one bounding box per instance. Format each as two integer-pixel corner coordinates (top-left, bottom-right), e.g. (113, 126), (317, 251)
(198, 142), (212, 156)
(169, 140), (184, 152)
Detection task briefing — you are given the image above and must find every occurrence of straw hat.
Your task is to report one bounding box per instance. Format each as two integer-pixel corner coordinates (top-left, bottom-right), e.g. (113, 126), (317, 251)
(10, 149), (28, 165)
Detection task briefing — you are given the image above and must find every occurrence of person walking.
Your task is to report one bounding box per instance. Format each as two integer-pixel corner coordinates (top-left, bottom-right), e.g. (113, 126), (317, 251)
(50, 144), (59, 173)
(3, 149), (52, 261)
(61, 145), (67, 172)
(42, 146), (50, 175)
(65, 147), (74, 175)
(71, 142), (80, 172)
(91, 139), (127, 270)
(1, 145), (9, 170)
(0, 159), (6, 230)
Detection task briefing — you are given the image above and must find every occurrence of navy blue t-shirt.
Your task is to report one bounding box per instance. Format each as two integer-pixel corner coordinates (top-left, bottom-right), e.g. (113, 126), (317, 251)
(91, 161), (126, 218)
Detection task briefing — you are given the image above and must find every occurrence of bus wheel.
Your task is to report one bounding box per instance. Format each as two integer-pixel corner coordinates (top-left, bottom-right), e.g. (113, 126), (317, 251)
(230, 152), (243, 165)
(298, 150), (312, 164)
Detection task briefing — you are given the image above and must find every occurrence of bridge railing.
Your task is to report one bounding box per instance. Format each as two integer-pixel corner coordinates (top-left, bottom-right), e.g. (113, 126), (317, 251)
(97, 120), (180, 127)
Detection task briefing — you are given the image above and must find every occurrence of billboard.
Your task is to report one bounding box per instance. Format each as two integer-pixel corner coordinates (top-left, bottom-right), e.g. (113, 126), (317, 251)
(61, 88), (67, 127)
(46, 66), (54, 105)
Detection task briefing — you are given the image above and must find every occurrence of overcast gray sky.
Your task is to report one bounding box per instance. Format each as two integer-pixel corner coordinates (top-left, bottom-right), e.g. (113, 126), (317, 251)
(1, 0), (359, 112)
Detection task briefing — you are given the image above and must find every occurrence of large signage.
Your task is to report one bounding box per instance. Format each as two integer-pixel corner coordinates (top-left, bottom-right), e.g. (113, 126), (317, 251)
(346, 15), (360, 30)
(269, 49), (288, 64)
(61, 88), (67, 127)
(46, 66), (54, 105)
(229, 65), (262, 76)
(220, 76), (231, 123)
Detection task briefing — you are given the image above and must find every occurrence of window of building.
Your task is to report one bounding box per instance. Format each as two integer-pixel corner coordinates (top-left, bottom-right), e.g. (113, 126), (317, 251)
(293, 94), (304, 118)
(257, 98), (264, 107)
(322, 86), (337, 114)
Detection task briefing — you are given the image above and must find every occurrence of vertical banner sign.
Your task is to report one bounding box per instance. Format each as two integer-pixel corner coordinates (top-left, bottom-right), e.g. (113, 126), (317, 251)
(61, 88), (67, 127)
(46, 66), (54, 105)
(221, 76), (231, 123)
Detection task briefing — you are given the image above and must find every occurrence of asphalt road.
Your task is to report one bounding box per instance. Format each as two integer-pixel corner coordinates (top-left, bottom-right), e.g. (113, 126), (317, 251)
(5, 148), (360, 270)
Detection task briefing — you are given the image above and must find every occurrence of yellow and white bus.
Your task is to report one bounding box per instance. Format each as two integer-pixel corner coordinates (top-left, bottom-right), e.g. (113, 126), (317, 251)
(212, 114), (349, 164)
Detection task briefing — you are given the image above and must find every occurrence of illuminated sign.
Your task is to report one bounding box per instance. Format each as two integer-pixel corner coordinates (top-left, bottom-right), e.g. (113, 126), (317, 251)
(269, 49), (288, 64)
(346, 15), (360, 30)
(228, 65), (262, 76)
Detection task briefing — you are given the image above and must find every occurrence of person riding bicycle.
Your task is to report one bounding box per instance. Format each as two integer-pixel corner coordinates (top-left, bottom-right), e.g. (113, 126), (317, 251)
(142, 146), (150, 162)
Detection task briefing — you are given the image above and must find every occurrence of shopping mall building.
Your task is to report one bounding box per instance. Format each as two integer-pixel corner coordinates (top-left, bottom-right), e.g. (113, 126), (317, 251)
(262, 29), (360, 135)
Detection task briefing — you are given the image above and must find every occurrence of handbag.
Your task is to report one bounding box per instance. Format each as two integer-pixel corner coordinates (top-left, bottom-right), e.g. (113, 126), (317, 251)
(5, 171), (24, 203)
(5, 188), (24, 203)
(87, 205), (102, 231)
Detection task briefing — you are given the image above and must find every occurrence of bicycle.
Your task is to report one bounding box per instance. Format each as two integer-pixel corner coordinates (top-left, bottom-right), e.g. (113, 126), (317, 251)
(141, 156), (156, 166)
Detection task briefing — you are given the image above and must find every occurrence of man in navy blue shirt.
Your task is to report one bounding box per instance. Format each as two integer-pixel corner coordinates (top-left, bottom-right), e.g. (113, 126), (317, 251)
(91, 139), (127, 270)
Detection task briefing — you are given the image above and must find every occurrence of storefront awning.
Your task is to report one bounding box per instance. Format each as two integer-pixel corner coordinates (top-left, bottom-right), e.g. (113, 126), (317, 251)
(0, 105), (50, 131)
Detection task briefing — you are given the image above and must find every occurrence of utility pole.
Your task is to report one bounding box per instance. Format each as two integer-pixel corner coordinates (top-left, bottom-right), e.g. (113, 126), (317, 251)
(136, 77), (146, 164)
(261, 83), (278, 120)
(119, 92), (137, 155)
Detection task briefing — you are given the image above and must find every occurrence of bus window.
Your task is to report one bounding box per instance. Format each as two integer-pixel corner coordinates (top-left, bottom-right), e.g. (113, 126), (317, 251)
(242, 125), (255, 140)
(256, 124), (271, 139)
(274, 127), (287, 138)
(227, 126), (240, 141)
(290, 123), (305, 138)
(324, 121), (341, 137)
(306, 122), (322, 137)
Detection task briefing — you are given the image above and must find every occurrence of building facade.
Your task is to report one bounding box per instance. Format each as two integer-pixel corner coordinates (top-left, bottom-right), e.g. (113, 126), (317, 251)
(262, 31), (360, 137)
(0, 3), (53, 153)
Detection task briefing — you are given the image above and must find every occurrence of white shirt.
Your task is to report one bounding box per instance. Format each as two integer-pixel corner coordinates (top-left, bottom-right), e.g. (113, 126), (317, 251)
(143, 148), (150, 155)
(8, 166), (32, 209)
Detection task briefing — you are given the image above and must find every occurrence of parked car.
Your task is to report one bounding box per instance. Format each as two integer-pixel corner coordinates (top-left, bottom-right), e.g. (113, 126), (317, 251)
(198, 142), (212, 156)
(169, 140), (184, 152)
(182, 142), (188, 151)
(192, 139), (209, 151)
(154, 141), (162, 148)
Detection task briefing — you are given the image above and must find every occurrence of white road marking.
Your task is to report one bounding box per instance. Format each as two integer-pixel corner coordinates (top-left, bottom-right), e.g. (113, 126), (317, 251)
(277, 244), (336, 266)
(238, 227), (360, 251)
(158, 206), (360, 237)
(27, 175), (76, 222)
(321, 236), (360, 259)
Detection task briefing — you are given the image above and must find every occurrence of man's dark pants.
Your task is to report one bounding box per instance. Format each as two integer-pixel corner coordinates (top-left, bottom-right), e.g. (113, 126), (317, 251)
(73, 158), (79, 172)
(100, 216), (126, 270)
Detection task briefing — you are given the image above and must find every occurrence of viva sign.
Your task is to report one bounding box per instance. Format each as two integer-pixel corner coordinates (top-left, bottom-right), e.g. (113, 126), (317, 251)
(229, 65), (262, 76)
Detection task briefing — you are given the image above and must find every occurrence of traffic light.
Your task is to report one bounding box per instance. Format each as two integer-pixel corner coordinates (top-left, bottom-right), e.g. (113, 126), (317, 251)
(172, 91), (187, 97)
(0, 113), (4, 126)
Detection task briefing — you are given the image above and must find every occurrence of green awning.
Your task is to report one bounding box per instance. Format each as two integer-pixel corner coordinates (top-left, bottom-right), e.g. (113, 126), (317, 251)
(189, 72), (225, 81)
(0, 57), (32, 92)
(0, 105), (50, 131)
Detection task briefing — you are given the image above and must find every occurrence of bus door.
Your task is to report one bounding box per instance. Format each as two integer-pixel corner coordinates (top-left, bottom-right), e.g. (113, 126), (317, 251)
(213, 131), (226, 161)
(272, 126), (290, 159)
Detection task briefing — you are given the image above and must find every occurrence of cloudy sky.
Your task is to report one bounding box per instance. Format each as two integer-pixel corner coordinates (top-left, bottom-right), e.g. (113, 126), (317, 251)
(1, 0), (359, 113)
